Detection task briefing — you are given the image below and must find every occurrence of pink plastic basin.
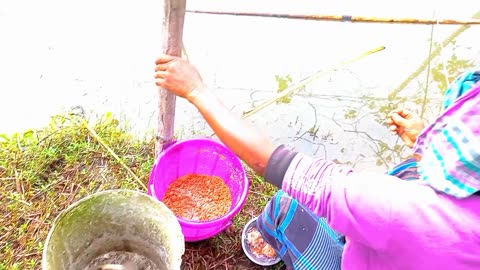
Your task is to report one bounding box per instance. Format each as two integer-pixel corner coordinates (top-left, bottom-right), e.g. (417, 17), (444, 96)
(148, 138), (249, 242)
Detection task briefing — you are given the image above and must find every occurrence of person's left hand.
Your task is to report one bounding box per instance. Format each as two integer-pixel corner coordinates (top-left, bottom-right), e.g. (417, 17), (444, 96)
(387, 108), (426, 148)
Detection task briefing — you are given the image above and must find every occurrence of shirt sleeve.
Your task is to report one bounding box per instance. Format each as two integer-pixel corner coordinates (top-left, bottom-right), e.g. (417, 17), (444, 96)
(264, 145), (298, 188)
(264, 146), (446, 250)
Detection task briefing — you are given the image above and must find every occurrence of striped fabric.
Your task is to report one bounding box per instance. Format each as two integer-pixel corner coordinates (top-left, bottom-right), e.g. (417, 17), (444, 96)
(257, 190), (344, 270)
(413, 82), (480, 198)
(386, 157), (419, 181)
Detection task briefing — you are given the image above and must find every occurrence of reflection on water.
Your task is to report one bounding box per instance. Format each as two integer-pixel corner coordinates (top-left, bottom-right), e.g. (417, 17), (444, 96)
(1, 1), (479, 172)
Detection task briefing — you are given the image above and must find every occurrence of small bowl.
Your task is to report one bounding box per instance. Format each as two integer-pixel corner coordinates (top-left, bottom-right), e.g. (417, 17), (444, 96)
(241, 217), (282, 266)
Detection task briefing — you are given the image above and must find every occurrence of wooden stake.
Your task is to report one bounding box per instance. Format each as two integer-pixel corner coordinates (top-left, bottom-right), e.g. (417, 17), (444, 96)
(186, 9), (480, 25)
(156, 0), (186, 157)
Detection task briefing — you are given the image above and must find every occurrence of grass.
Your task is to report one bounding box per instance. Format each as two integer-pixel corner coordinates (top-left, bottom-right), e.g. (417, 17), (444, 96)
(0, 112), (283, 270)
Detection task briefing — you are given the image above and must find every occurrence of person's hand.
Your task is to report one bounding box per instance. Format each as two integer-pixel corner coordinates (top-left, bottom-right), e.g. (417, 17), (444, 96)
(154, 54), (206, 101)
(387, 108), (426, 148)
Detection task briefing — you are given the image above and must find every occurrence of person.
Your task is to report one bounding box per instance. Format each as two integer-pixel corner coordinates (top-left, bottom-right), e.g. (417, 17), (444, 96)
(154, 54), (480, 270)
(387, 68), (480, 149)
(385, 69), (480, 179)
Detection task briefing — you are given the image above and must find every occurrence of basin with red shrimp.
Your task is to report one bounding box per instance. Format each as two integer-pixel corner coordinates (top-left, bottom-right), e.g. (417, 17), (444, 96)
(148, 138), (249, 242)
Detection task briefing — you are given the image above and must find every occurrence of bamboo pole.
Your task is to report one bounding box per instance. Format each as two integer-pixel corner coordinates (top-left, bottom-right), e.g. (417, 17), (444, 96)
(186, 10), (480, 25)
(156, 0), (186, 157)
(242, 46), (385, 119)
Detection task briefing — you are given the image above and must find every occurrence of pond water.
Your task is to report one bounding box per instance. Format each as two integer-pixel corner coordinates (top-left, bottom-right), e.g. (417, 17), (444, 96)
(1, 0), (479, 172)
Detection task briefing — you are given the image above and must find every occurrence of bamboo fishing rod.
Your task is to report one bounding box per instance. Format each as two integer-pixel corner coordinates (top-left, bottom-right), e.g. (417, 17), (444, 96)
(241, 46), (386, 119)
(186, 10), (480, 25)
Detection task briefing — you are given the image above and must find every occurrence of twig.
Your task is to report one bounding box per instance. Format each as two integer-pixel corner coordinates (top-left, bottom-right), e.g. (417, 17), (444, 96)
(182, 45), (190, 62)
(14, 170), (22, 194)
(83, 121), (147, 191)
(420, 13), (437, 119)
(15, 199), (32, 207)
(0, 230), (12, 242)
(288, 134), (328, 158)
(331, 113), (383, 144)
(308, 102), (319, 140)
(30, 178), (66, 200)
(241, 46), (385, 118)
(209, 254), (235, 269)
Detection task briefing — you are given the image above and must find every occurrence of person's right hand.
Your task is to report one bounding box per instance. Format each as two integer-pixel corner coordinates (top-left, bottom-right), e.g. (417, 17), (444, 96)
(154, 54), (207, 101)
(387, 108), (426, 148)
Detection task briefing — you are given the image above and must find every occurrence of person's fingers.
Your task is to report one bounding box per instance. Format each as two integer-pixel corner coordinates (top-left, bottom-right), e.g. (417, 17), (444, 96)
(390, 108), (403, 114)
(389, 124), (400, 135)
(154, 71), (167, 79)
(390, 108), (415, 119)
(397, 109), (414, 119)
(391, 112), (409, 126)
(155, 78), (165, 87)
(155, 64), (168, 72)
(388, 108), (403, 119)
(155, 54), (176, 65)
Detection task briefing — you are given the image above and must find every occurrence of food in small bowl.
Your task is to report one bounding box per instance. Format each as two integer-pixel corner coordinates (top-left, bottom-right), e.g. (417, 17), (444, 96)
(241, 217), (281, 266)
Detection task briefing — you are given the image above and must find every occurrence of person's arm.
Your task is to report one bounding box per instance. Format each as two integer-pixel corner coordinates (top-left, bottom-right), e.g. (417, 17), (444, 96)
(154, 55), (275, 175)
(154, 55), (452, 250)
(188, 88), (275, 175)
(273, 152), (392, 248)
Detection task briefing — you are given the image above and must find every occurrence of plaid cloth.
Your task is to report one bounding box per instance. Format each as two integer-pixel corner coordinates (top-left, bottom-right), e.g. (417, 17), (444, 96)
(414, 82), (480, 198)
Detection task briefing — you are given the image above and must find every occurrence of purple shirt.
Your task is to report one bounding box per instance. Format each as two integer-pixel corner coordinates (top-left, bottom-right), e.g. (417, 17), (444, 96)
(264, 147), (480, 269)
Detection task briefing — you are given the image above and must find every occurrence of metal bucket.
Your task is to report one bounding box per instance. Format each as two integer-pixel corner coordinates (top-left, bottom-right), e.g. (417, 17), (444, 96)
(42, 189), (185, 270)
